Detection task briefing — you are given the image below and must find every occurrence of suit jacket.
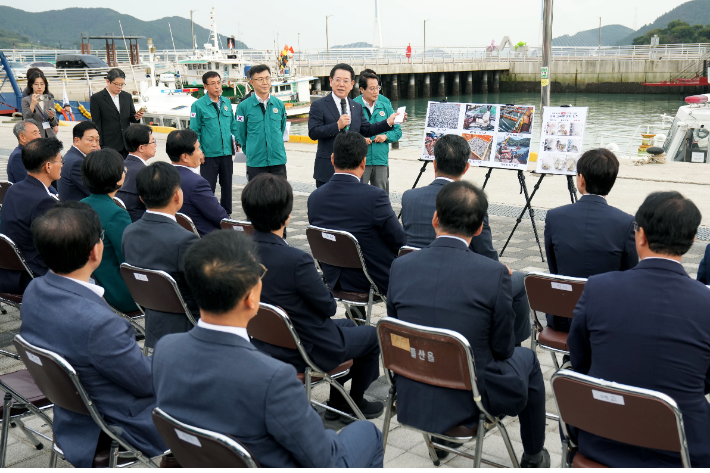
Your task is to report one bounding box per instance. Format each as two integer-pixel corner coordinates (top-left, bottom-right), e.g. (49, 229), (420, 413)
(89, 88), (138, 153)
(544, 194), (637, 331)
(58, 145), (90, 202)
(307, 173), (406, 293)
(19, 272), (165, 467)
(174, 165), (227, 236)
(115, 154), (146, 222)
(568, 258), (710, 467)
(153, 326), (352, 467)
(21, 95), (57, 138)
(387, 237), (526, 433)
(7, 145), (27, 184)
(401, 178), (498, 260)
(122, 212), (200, 347)
(697, 244), (710, 284)
(308, 93), (393, 182)
(250, 231), (345, 371)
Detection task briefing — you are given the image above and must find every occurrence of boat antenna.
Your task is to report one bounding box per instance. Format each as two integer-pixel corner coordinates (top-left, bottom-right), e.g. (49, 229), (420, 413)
(119, 20), (139, 91)
(168, 22), (178, 63)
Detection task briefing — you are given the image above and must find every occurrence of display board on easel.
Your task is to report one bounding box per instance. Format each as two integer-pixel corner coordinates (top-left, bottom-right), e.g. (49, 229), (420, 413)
(536, 107), (589, 175)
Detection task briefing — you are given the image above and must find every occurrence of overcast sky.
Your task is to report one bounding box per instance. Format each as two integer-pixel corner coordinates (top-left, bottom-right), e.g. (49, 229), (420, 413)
(0, 0), (692, 50)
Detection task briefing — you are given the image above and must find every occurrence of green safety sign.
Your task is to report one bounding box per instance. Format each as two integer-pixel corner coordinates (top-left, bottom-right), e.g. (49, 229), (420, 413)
(541, 67), (549, 79)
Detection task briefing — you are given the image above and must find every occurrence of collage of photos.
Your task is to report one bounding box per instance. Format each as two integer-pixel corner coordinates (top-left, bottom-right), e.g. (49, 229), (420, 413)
(536, 107), (589, 176)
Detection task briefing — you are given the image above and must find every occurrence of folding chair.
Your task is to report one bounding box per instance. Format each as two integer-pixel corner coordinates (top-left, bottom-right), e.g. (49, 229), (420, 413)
(175, 213), (200, 237)
(0, 234), (33, 310)
(220, 219), (255, 235)
(0, 181), (12, 209)
(13, 334), (160, 468)
(0, 369), (54, 467)
(377, 317), (520, 468)
(306, 225), (385, 326)
(397, 246), (420, 258)
(152, 407), (259, 468)
(112, 196), (127, 210)
(551, 369), (691, 468)
(247, 303), (365, 422)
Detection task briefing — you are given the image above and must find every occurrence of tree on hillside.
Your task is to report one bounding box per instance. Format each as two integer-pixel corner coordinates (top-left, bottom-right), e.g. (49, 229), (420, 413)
(633, 19), (710, 44)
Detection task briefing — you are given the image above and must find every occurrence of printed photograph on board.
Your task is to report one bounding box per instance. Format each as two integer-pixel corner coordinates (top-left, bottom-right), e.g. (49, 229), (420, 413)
(426, 102), (462, 129)
(499, 105), (534, 134)
(495, 134), (531, 165)
(462, 133), (493, 161)
(463, 104), (497, 132)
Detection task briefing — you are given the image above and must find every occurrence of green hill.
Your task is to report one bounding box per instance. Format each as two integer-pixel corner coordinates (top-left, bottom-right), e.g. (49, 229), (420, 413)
(616, 0), (710, 45)
(553, 25), (634, 47)
(0, 29), (48, 49)
(0, 6), (248, 51)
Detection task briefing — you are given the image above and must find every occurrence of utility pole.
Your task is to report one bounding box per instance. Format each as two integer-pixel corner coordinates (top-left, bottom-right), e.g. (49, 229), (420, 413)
(541, 0), (553, 108)
(424, 19), (431, 59)
(190, 10), (198, 55)
(326, 15), (334, 57)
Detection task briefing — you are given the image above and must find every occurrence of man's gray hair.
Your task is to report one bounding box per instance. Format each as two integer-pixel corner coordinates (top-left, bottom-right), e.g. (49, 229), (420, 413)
(12, 119), (39, 140)
(106, 68), (125, 82)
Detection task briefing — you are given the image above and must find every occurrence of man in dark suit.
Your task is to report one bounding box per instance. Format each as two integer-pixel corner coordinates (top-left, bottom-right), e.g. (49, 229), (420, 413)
(153, 230), (384, 468)
(544, 148), (638, 332)
(698, 245), (710, 284)
(20, 202), (168, 468)
(308, 63), (402, 187)
(401, 134), (530, 345)
(0, 138), (61, 293)
(308, 132), (406, 299)
(8, 119), (40, 183)
(388, 180), (549, 467)
(166, 129), (227, 236)
(115, 124), (156, 222)
(569, 191), (710, 467)
(122, 162), (200, 348)
(242, 174), (383, 421)
(89, 68), (144, 157)
(58, 121), (100, 202)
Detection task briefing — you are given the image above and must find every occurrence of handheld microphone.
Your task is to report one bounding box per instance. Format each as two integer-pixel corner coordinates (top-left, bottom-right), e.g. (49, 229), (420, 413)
(340, 98), (349, 132)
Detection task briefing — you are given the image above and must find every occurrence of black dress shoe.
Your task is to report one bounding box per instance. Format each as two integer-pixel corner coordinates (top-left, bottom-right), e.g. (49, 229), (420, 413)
(324, 398), (385, 423)
(520, 448), (550, 468)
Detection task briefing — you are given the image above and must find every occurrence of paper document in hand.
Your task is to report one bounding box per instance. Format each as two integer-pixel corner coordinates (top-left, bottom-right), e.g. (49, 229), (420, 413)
(394, 106), (406, 124)
(283, 122), (291, 141)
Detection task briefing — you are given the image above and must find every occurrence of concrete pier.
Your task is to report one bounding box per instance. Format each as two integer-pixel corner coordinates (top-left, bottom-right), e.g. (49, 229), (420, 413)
(481, 71), (489, 93)
(408, 74), (416, 99)
(465, 71), (473, 95)
(423, 73), (431, 98)
(452, 72), (460, 96)
(438, 73), (446, 97)
(390, 74), (399, 100)
(493, 70), (500, 93)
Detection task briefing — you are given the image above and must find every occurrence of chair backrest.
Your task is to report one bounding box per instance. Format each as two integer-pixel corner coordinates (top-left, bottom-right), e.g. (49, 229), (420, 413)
(524, 272), (586, 319)
(246, 303), (298, 351)
(119, 263), (195, 323)
(112, 196), (127, 210)
(152, 408), (259, 468)
(551, 370), (690, 467)
(398, 246), (420, 258)
(306, 225), (364, 269)
(0, 233), (33, 275)
(0, 181), (12, 205)
(220, 219), (254, 236)
(176, 212), (200, 237)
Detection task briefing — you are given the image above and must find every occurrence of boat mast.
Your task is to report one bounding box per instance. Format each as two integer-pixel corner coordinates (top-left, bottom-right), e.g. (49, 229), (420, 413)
(210, 7), (219, 52)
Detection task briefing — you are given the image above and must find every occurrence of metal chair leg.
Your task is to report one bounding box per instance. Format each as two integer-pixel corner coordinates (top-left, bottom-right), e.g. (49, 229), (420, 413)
(561, 439), (569, 468)
(108, 439), (119, 468)
(0, 393), (12, 467)
(327, 377), (365, 421)
(423, 433), (440, 467)
(304, 368), (312, 401)
(550, 352), (560, 371)
(381, 386), (395, 451)
(48, 443), (58, 467)
(473, 412), (486, 468)
(14, 418), (43, 449)
(497, 421), (521, 468)
(366, 288), (374, 325)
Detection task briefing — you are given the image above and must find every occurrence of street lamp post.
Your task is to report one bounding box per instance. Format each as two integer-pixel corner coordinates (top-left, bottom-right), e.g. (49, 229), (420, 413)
(326, 15), (334, 57)
(541, 0), (553, 108)
(190, 9), (198, 55)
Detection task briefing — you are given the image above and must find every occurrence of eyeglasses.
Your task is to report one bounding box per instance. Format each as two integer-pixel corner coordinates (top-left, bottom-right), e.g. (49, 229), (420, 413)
(332, 78), (351, 85)
(206, 81), (222, 87)
(98, 230), (105, 242)
(251, 77), (271, 84)
(633, 222), (639, 232)
(111, 82), (125, 88)
(364, 86), (382, 92)
(259, 264), (268, 280)
(142, 140), (157, 147)
(51, 157), (64, 165)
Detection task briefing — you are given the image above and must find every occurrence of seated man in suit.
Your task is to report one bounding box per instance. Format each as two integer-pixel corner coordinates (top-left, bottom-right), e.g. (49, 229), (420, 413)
(569, 191), (710, 467)
(401, 134), (530, 346)
(166, 129), (227, 236)
(116, 124), (156, 222)
(544, 148), (637, 332)
(0, 138), (60, 293)
(243, 174), (383, 421)
(8, 119), (40, 183)
(58, 120), (100, 202)
(152, 230), (384, 468)
(20, 202), (168, 468)
(308, 132), (406, 308)
(388, 180), (548, 468)
(122, 162), (200, 347)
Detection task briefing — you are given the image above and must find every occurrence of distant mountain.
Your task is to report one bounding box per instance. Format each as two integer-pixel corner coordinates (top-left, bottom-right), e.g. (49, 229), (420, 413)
(0, 6), (248, 51)
(0, 29), (47, 49)
(616, 0), (710, 45)
(332, 42), (373, 48)
(553, 25), (634, 47)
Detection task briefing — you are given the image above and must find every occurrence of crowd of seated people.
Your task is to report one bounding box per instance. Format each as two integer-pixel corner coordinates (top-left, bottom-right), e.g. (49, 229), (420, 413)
(4, 122), (710, 469)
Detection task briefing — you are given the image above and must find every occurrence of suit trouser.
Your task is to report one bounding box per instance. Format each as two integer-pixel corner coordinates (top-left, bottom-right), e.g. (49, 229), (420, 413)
(246, 164), (287, 181)
(329, 319), (380, 404)
(362, 165), (389, 194)
(511, 271), (531, 346)
(200, 156), (233, 214)
(334, 421), (385, 467)
(316, 179), (328, 188)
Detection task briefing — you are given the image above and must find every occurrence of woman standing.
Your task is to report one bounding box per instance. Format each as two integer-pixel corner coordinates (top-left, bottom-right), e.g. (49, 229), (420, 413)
(21, 73), (58, 138)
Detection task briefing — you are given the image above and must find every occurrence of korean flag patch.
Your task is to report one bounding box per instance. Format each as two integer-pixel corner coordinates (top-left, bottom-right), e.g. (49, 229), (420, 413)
(273, 107), (278, 114)
(379, 111), (385, 116)
(237, 115), (245, 122)
(190, 112), (196, 118)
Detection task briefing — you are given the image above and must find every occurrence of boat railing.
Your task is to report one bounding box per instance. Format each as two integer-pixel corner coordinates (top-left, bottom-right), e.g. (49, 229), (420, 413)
(590, 117), (673, 158)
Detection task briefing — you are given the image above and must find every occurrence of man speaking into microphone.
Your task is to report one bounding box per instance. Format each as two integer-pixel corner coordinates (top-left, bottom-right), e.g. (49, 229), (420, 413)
(309, 64), (404, 187)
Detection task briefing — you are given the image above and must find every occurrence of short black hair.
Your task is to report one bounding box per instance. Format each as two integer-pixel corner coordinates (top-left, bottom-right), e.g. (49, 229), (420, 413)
(32, 201), (102, 274)
(22, 137), (63, 173)
(635, 191), (701, 257)
(330, 63), (355, 81)
(576, 148), (619, 195)
(166, 129), (198, 162)
(360, 68), (378, 77)
(106, 68), (125, 82)
(358, 72), (379, 90)
(184, 230), (262, 314)
(124, 124), (152, 153)
(136, 162), (181, 209)
(202, 71), (221, 85)
(249, 64), (271, 78)
(436, 181), (488, 238)
(333, 133), (367, 170)
(81, 149), (125, 195)
(241, 174), (293, 233)
(73, 120), (98, 140)
(434, 134), (470, 177)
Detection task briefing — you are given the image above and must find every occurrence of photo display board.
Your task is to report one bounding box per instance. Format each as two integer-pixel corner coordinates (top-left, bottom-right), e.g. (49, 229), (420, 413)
(421, 101), (535, 171)
(536, 107), (589, 175)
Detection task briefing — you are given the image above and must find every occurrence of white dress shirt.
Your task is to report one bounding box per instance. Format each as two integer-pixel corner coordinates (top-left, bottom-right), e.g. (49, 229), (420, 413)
(255, 94), (271, 107)
(38, 178), (58, 200)
(362, 97), (377, 115)
(333, 172), (360, 181)
(434, 177), (454, 183)
(109, 91), (121, 113)
(332, 93), (351, 117)
(173, 164), (200, 174)
(55, 273), (105, 298)
(145, 210), (177, 222)
(197, 319), (250, 342)
(72, 145), (86, 157)
(127, 154), (147, 166)
(436, 235), (470, 247)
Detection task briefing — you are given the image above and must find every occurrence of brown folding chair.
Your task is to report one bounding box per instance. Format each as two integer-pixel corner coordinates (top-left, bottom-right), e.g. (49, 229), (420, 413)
(377, 317), (520, 468)
(112, 196), (127, 210)
(0, 181), (12, 208)
(551, 369), (691, 468)
(247, 303), (365, 422)
(176, 213), (200, 237)
(306, 225), (385, 326)
(220, 219), (255, 235)
(0, 233), (34, 310)
(397, 246), (420, 257)
(13, 334), (160, 468)
(152, 407), (259, 468)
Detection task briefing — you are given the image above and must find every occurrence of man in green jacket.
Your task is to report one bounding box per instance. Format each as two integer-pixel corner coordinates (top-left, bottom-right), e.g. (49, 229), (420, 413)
(235, 64), (288, 181)
(354, 70), (402, 194)
(189, 71), (238, 214)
